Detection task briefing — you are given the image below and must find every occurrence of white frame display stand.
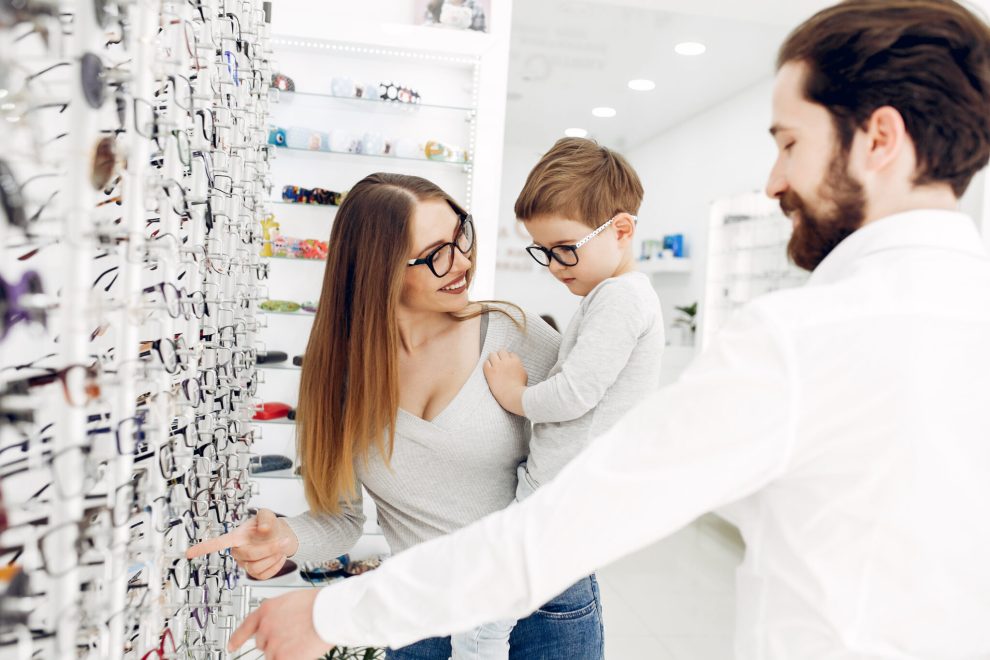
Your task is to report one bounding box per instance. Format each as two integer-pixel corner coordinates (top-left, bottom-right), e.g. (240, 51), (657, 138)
(242, 2), (514, 626)
(699, 192), (809, 350)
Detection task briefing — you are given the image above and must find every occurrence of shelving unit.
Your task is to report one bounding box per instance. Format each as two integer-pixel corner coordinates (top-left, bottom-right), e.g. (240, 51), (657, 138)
(247, 4), (513, 609)
(699, 192), (809, 349)
(639, 258), (692, 274)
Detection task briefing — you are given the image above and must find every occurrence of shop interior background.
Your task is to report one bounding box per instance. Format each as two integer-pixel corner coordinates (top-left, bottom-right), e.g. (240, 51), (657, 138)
(2, 0), (987, 658)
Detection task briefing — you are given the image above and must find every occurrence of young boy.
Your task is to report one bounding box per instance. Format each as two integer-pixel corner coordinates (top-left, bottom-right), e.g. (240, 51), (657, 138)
(451, 137), (665, 659)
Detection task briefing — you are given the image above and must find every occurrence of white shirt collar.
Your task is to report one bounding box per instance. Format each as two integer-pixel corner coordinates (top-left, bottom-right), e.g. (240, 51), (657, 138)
(808, 208), (988, 286)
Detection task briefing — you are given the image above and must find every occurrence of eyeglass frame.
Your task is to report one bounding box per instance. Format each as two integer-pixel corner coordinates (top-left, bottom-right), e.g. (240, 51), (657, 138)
(525, 214), (637, 268)
(405, 207), (475, 278)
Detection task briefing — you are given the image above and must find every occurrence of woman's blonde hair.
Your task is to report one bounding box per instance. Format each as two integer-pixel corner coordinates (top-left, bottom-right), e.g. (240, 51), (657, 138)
(296, 173), (507, 514)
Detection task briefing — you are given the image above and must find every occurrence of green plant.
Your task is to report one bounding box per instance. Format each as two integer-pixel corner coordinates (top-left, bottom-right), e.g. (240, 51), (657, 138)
(673, 302), (698, 333)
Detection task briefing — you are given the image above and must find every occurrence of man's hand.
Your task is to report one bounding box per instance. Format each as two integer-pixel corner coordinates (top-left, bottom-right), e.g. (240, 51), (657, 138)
(227, 588), (334, 659)
(483, 350), (528, 417)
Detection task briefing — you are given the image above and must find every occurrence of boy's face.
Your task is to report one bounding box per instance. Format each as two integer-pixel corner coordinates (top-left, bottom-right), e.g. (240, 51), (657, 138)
(524, 214), (631, 296)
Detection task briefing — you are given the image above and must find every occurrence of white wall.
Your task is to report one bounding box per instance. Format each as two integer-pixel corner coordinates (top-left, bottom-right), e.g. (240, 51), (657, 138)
(627, 78), (778, 339)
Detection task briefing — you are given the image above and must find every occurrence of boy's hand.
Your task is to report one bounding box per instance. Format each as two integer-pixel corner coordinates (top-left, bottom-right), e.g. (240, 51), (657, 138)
(484, 350), (528, 416)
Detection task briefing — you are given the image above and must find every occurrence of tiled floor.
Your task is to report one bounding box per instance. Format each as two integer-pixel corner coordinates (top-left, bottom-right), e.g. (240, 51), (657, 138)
(597, 514), (744, 658)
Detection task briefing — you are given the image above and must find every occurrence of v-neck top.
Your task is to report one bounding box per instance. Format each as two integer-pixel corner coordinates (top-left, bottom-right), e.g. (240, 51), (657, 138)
(285, 306), (560, 562)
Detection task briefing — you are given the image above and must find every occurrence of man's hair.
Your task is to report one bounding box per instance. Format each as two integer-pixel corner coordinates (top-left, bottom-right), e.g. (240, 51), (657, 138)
(777, 0), (990, 197)
(514, 137), (644, 229)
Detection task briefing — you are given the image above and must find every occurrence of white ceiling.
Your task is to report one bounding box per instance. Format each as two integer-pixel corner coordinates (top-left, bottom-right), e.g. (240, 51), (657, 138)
(504, 0), (833, 150)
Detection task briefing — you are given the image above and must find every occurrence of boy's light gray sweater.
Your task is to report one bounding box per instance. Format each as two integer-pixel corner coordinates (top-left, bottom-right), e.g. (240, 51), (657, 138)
(521, 272), (665, 489)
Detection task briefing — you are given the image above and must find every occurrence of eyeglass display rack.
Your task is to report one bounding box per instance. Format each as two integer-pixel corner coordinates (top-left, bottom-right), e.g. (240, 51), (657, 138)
(698, 192), (809, 350)
(244, 10), (512, 609)
(1, 1), (274, 658)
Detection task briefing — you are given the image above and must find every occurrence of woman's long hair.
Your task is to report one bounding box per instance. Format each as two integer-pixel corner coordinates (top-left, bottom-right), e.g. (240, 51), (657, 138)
(296, 173), (479, 514)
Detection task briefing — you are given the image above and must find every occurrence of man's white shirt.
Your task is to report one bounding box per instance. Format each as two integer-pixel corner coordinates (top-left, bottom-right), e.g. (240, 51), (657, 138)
(309, 209), (990, 659)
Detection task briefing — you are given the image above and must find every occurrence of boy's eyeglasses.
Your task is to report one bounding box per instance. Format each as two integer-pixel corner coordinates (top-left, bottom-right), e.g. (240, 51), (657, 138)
(525, 214), (636, 268)
(406, 211), (475, 278)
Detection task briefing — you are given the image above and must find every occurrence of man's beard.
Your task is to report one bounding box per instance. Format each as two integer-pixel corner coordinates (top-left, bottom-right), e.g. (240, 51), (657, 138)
(781, 148), (867, 271)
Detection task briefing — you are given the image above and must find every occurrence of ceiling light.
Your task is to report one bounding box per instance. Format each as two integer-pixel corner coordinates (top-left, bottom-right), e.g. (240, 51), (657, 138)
(675, 42), (706, 56)
(564, 128), (588, 138)
(627, 79), (656, 91)
(591, 107), (616, 118)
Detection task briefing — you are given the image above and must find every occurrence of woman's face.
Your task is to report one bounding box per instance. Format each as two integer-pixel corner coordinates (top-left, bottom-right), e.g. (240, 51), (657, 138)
(400, 199), (473, 314)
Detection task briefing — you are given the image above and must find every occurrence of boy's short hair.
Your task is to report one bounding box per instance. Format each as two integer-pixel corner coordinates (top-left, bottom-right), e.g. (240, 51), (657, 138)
(514, 137), (644, 229)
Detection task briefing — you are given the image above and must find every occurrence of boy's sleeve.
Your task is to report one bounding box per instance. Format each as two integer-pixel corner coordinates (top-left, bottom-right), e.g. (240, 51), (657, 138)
(521, 282), (650, 423)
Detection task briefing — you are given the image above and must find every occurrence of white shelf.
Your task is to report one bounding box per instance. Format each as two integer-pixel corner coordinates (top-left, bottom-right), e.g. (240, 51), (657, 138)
(243, 534), (390, 593)
(638, 258), (692, 274)
(273, 144), (471, 168)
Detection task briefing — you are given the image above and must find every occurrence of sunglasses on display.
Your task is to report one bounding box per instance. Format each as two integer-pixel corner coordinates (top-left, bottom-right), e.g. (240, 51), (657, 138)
(0, 270), (47, 340)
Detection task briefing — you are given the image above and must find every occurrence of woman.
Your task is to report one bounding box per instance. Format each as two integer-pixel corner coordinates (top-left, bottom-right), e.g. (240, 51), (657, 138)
(188, 173), (604, 659)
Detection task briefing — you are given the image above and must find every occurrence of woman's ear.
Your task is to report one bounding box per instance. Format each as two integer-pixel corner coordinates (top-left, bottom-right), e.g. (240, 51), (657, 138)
(613, 213), (637, 246)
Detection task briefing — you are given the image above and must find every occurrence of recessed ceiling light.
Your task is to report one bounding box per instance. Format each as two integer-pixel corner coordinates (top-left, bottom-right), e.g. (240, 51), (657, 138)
(627, 79), (656, 91)
(675, 42), (706, 56)
(591, 107), (616, 118)
(564, 128), (588, 138)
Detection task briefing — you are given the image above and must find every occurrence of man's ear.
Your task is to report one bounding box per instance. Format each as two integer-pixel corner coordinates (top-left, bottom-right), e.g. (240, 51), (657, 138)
(613, 213), (637, 245)
(861, 105), (909, 174)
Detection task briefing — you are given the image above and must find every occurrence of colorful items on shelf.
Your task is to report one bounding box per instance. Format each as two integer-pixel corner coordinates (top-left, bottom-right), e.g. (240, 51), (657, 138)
(330, 76), (422, 104)
(249, 454), (294, 474)
(424, 139), (469, 163)
(299, 555), (384, 584)
(260, 215), (280, 257)
(267, 236), (328, 260)
(639, 234), (686, 261)
(282, 185), (345, 206)
(271, 72), (295, 92)
(266, 124), (469, 163)
(253, 402), (293, 420)
(259, 299), (318, 314)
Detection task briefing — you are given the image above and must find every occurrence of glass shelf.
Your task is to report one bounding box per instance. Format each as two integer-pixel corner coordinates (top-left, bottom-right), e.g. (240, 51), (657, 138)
(638, 258), (692, 274)
(257, 363), (302, 371)
(276, 90), (475, 116)
(251, 468), (301, 480)
(273, 145), (471, 168)
(268, 200), (340, 209)
(259, 309), (316, 318)
(251, 418), (295, 425)
(260, 255), (326, 263)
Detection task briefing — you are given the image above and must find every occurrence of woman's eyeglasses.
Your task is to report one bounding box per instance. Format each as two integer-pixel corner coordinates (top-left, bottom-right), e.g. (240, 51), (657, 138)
(406, 210), (475, 278)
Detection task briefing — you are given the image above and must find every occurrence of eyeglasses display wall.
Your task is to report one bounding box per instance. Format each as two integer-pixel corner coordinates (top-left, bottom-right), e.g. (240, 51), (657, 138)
(1, 1), (273, 657)
(699, 192), (809, 349)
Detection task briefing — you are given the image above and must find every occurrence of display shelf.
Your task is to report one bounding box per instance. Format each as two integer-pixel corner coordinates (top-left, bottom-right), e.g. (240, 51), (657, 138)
(260, 255), (326, 263)
(251, 467), (301, 480)
(257, 363), (302, 371)
(243, 534), (390, 593)
(251, 418), (296, 425)
(268, 200), (340, 209)
(639, 258), (692, 274)
(277, 89), (474, 115)
(273, 145), (471, 168)
(259, 309), (317, 317)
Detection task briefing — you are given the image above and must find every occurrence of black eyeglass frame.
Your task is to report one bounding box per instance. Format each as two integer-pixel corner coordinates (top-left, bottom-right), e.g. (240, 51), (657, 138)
(405, 207), (475, 278)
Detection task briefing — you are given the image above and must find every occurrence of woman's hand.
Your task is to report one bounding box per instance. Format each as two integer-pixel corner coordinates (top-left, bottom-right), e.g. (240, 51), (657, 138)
(227, 588), (334, 659)
(483, 350), (528, 416)
(185, 509), (299, 579)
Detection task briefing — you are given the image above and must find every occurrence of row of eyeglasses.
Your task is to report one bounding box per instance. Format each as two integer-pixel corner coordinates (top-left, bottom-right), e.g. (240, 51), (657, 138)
(1, 1), (274, 658)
